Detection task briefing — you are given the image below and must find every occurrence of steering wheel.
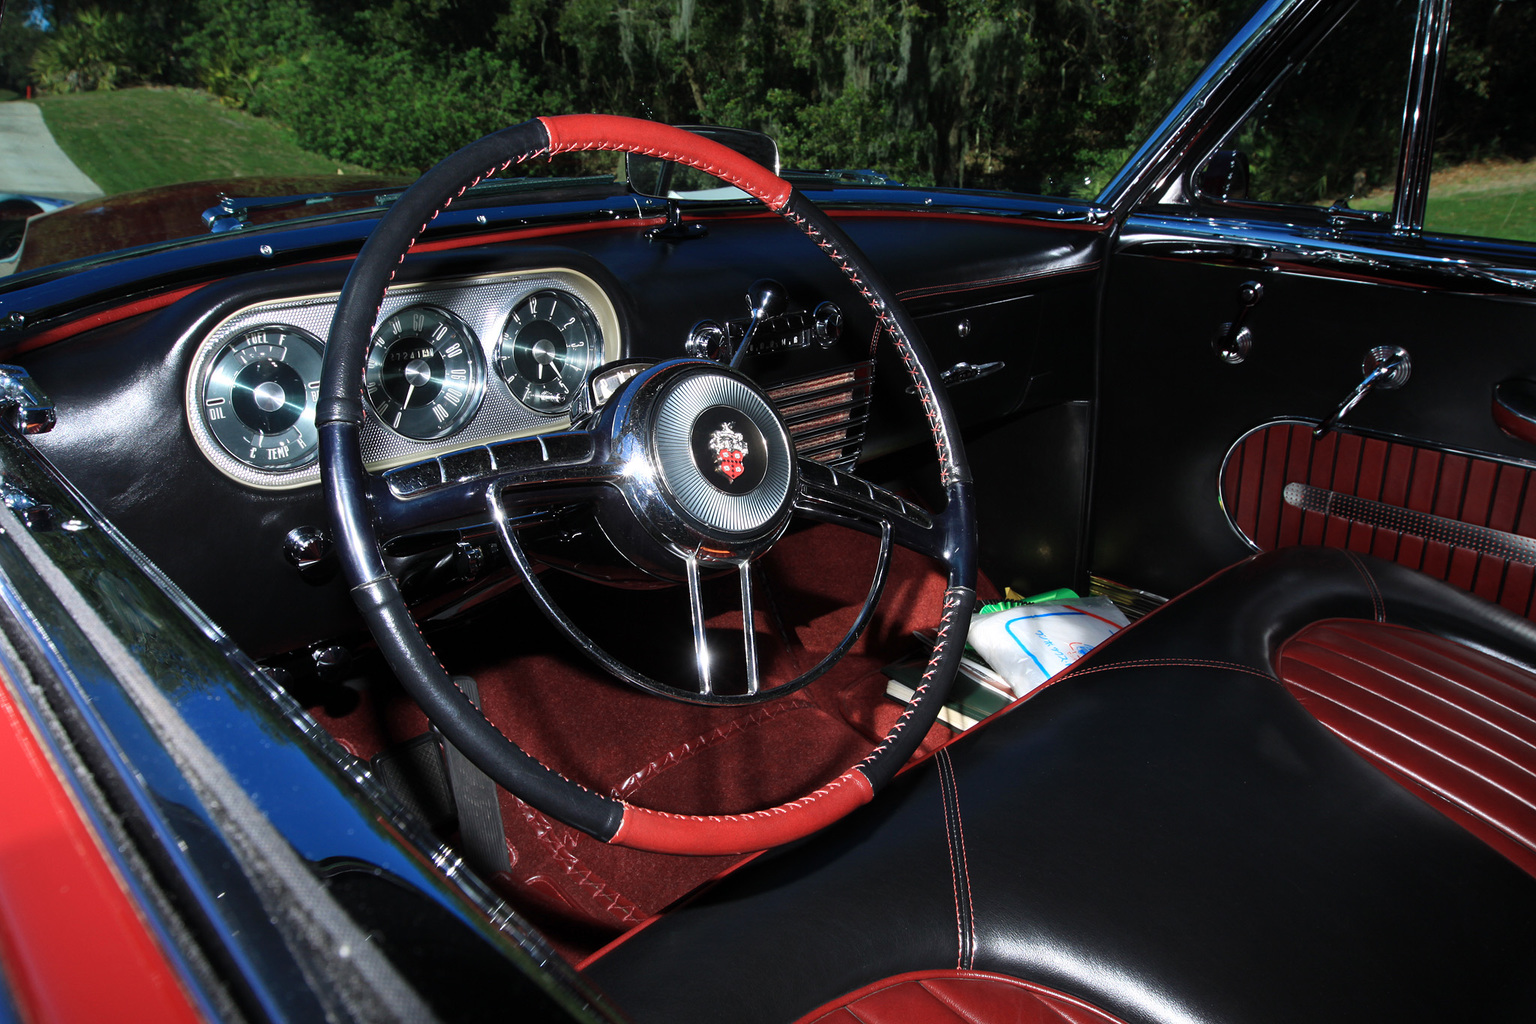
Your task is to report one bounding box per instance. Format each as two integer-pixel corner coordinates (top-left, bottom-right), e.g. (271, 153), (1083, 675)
(319, 116), (976, 855)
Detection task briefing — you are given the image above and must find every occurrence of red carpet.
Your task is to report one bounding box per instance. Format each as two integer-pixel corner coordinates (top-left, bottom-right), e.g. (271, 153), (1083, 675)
(311, 521), (993, 960)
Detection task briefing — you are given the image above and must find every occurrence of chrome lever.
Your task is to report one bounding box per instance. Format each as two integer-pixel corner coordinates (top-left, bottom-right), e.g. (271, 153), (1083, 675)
(906, 360), (1005, 394)
(1315, 345), (1411, 438)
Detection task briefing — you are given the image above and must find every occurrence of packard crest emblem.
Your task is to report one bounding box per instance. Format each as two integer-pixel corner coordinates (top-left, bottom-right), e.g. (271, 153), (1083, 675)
(708, 422), (749, 482)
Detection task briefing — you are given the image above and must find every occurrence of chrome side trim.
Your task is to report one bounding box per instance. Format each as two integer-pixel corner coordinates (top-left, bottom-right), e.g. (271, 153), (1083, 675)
(1284, 481), (1536, 566)
(1119, 215), (1536, 297)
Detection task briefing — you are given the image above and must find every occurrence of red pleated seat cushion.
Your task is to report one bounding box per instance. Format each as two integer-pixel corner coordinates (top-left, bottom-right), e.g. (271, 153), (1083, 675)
(795, 970), (1128, 1024)
(1277, 619), (1536, 878)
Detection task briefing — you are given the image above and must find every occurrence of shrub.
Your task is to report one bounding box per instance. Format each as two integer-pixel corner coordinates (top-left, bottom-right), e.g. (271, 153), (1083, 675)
(259, 44), (540, 173)
(0, 15), (45, 93)
(30, 8), (155, 93)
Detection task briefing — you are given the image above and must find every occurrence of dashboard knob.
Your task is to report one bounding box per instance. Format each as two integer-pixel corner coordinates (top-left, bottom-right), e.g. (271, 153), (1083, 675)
(284, 525), (336, 583)
(747, 279), (788, 321)
(812, 302), (844, 347)
(685, 320), (729, 361)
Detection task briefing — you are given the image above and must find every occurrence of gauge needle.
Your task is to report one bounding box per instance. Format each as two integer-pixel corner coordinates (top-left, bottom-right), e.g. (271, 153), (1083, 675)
(393, 383), (415, 429)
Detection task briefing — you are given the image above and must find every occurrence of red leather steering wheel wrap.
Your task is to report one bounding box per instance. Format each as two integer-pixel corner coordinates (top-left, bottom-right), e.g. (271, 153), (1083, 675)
(613, 768), (875, 855)
(540, 115), (794, 210)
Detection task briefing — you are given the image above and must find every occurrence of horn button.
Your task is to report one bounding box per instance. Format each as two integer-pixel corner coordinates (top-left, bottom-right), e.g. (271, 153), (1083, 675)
(690, 407), (770, 494)
(606, 362), (796, 566)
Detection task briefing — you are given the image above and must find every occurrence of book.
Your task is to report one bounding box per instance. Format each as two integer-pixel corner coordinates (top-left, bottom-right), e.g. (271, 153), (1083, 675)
(883, 654), (1015, 731)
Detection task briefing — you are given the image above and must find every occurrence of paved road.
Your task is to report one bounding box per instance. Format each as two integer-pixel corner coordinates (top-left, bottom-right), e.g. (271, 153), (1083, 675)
(0, 101), (103, 203)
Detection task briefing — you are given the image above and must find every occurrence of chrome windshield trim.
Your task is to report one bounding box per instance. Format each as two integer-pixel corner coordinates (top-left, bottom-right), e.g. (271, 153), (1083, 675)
(1098, 0), (1319, 214)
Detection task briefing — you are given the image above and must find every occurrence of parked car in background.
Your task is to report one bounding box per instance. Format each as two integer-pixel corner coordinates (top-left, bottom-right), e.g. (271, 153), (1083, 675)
(2, 0), (1536, 1020)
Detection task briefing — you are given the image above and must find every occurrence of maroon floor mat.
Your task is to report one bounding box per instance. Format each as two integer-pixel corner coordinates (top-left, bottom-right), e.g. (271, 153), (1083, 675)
(310, 522), (994, 960)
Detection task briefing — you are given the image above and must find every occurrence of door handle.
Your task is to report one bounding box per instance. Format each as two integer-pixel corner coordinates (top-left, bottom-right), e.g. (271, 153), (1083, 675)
(906, 360), (1005, 394)
(1493, 380), (1536, 447)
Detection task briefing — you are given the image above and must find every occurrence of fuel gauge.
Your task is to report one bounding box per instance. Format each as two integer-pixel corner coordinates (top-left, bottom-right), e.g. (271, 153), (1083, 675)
(201, 325), (323, 470)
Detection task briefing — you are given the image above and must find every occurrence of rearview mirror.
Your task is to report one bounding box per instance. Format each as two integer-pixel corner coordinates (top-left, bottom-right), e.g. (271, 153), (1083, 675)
(626, 126), (781, 201)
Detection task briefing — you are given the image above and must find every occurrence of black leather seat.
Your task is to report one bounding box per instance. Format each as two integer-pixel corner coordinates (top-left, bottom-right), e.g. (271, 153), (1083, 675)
(584, 548), (1536, 1023)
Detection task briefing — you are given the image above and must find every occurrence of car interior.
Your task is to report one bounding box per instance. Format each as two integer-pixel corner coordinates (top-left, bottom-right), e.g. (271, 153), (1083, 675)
(5, 0), (1536, 1020)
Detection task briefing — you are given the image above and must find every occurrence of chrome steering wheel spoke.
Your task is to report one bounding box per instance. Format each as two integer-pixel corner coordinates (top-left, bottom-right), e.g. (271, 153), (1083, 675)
(682, 555), (764, 698)
(490, 472), (894, 704)
(792, 458), (943, 561)
(369, 428), (620, 539)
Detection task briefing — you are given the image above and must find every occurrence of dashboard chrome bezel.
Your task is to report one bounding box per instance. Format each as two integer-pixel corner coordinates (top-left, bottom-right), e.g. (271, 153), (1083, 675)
(184, 267), (622, 491)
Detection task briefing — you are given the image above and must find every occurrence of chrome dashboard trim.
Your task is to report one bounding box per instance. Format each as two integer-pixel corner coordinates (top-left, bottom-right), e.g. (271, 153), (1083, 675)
(184, 267), (623, 491)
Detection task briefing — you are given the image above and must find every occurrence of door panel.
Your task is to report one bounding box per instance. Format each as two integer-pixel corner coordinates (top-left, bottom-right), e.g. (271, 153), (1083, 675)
(1089, 222), (1536, 601)
(1221, 420), (1536, 621)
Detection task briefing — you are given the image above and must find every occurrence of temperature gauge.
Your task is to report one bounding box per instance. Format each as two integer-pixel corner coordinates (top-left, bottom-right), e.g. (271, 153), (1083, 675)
(201, 325), (323, 470)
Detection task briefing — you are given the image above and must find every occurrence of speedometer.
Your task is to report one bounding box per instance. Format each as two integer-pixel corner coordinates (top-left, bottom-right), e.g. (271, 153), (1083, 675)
(364, 305), (486, 440)
(496, 289), (601, 414)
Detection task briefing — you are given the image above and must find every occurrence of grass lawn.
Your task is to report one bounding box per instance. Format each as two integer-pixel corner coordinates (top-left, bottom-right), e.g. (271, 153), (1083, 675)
(0, 89), (18, 103)
(1420, 158), (1536, 242)
(35, 87), (373, 195)
(1353, 157), (1536, 242)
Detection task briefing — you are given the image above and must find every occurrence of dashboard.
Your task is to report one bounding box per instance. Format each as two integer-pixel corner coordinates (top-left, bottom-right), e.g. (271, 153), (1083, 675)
(16, 205), (1095, 666)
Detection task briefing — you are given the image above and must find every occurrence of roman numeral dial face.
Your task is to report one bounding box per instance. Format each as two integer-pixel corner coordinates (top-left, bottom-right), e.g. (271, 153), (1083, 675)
(201, 325), (324, 470)
(496, 289), (601, 415)
(364, 305), (486, 440)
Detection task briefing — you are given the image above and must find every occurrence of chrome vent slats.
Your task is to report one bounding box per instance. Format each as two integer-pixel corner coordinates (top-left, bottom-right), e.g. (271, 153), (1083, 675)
(765, 361), (874, 470)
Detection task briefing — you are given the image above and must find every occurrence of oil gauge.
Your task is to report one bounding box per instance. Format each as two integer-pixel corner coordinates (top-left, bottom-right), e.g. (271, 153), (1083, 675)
(201, 325), (323, 470)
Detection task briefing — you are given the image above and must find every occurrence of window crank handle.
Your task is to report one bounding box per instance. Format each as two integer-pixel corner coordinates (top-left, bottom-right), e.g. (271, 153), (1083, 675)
(1315, 345), (1411, 438)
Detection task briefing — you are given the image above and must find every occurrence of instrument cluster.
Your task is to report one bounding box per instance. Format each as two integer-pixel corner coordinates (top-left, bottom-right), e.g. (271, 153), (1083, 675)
(185, 269), (620, 490)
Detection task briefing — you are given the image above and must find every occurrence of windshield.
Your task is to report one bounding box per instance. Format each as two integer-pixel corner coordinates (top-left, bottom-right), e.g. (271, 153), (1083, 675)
(0, 0), (1255, 276)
